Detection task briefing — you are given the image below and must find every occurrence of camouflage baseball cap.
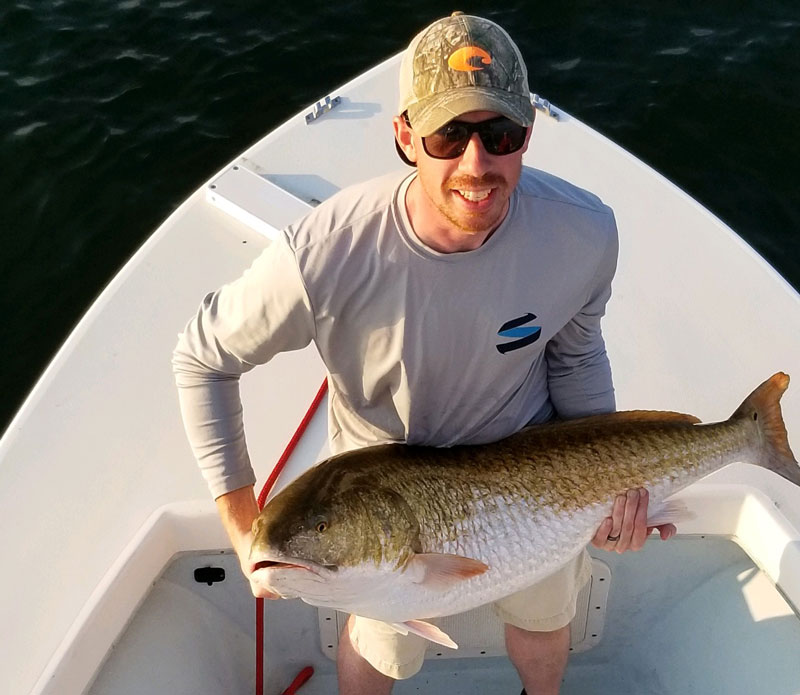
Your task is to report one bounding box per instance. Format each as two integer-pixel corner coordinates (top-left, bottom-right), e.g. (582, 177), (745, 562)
(398, 12), (534, 137)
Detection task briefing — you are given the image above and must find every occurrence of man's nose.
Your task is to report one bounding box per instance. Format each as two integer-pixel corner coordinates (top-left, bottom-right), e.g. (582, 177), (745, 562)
(458, 132), (491, 171)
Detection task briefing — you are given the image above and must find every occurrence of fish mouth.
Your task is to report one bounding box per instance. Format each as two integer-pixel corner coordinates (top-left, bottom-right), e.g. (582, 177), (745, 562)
(250, 559), (312, 573)
(248, 556), (332, 577)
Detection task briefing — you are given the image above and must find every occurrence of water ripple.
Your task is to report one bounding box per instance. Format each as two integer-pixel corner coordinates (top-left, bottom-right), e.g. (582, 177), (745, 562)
(658, 46), (690, 56)
(551, 58), (582, 71)
(12, 121), (47, 137)
(14, 67), (56, 86)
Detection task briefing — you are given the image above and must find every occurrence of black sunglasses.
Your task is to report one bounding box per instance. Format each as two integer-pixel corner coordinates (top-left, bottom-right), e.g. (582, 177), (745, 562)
(405, 113), (529, 160)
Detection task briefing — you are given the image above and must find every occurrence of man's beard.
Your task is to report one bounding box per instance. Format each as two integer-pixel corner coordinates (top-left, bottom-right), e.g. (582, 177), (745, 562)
(436, 173), (509, 234)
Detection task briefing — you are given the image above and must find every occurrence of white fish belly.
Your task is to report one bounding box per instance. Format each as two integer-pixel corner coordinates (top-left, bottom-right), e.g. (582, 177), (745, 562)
(301, 438), (756, 623)
(356, 500), (608, 623)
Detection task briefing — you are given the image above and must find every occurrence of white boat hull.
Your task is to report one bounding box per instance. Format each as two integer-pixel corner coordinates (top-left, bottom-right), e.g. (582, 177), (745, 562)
(2, 54), (799, 695)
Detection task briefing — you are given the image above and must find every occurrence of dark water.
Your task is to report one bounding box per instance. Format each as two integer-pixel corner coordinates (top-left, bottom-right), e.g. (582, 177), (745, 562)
(2, 1), (799, 431)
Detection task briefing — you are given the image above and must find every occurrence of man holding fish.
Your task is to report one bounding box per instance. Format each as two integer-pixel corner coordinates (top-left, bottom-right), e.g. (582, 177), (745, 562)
(174, 12), (679, 695)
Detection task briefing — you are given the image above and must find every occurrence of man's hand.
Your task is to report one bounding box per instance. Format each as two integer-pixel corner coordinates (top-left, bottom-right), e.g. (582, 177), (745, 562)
(215, 486), (281, 599)
(234, 529), (282, 600)
(590, 488), (676, 554)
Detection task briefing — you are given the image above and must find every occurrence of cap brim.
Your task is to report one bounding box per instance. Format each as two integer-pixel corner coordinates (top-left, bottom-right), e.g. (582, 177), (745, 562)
(408, 88), (534, 136)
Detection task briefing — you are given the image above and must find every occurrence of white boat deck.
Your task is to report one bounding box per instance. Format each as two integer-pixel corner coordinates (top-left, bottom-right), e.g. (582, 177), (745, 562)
(2, 54), (800, 694)
(88, 538), (800, 694)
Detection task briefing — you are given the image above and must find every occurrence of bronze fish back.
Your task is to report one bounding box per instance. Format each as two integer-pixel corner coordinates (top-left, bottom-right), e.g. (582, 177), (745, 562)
(330, 413), (748, 547)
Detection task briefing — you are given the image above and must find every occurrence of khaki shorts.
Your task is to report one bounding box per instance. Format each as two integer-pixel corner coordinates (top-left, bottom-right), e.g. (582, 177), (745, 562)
(348, 549), (592, 680)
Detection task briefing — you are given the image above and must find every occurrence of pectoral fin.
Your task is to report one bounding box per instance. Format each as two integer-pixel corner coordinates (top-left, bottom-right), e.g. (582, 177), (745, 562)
(407, 553), (489, 589)
(389, 620), (459, 649)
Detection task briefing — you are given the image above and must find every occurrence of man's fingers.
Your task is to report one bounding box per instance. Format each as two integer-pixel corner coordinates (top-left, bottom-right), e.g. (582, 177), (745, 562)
(591, 516), (613, 548)
(250, 578), (282, 600)
(603, 494), (626, 551)
(630, 488), (650, 550)
(650, 523), (677, 541)
(592, 493), (625, 551)
(596, 489), (677, 553)
(610, 493), (625, 534)
(614, 488), (640, 553)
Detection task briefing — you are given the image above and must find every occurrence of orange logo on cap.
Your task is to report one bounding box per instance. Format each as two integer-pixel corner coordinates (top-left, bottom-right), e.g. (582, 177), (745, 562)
(448, 46), (492, 72)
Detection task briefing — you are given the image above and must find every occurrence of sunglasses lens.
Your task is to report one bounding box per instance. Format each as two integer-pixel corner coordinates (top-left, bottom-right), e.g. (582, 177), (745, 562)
(422, 118), (527, 159)
(424, 123), (470, 159)
(484, 120), (527, 155)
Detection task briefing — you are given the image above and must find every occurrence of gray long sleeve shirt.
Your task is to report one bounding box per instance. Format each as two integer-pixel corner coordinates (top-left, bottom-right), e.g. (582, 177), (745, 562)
(173, 168), (618, 498)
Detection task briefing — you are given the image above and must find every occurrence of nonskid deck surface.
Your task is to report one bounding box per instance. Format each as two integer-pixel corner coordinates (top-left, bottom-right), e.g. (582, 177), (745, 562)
(88, 536), (800, 695)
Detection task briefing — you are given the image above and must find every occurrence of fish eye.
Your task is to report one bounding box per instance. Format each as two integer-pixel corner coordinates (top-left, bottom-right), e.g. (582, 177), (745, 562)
(315, 520), (329, 533)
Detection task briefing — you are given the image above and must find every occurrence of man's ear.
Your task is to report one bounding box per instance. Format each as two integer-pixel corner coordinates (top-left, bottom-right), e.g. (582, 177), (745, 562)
(520, 123), (533, 155)
(393, 115), (418, 164)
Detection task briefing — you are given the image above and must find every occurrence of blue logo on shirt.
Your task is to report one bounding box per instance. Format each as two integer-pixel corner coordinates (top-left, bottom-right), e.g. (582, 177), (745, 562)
(497, 313), (541, 354)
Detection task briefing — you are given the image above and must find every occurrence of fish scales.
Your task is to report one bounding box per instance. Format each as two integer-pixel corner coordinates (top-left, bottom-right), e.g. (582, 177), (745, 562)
(371, 419), (734, 529)
(343, 421), (751, 616)
(250, 373), (798, 641)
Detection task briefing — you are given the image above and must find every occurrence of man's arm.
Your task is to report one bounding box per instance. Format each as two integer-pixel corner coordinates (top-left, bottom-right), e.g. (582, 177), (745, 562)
(216, 485), (280, 598)
(173, 233), (315, 585)
(544, 210), (618, 420)
(544, 213), (674, 552)
(216, 485), (259, 566)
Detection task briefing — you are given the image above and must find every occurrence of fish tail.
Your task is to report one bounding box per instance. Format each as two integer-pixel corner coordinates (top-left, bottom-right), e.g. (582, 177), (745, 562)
(731, 372), (800, 485)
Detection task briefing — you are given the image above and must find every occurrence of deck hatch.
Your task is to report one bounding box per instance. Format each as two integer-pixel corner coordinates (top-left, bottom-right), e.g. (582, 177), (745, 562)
(206, 162), (312, 238)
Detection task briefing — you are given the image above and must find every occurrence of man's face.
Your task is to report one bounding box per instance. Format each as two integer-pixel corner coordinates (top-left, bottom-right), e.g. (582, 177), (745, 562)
(394, 110), (532, 248)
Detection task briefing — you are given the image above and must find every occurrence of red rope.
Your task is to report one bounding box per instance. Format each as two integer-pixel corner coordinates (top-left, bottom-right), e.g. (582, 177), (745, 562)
(255, 378), (328, 695)
(257, 378), (329, 509)
(281, 666), (315, 695)
(255, 597), (265, 694)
